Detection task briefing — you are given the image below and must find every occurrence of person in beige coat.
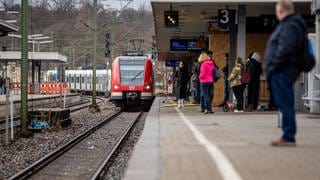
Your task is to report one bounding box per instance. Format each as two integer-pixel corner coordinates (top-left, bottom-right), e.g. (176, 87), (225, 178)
(228, 57), (245, 112)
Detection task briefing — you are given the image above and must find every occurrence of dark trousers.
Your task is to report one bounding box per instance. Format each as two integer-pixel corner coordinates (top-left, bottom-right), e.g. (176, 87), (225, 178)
(195, 81), (200, 102)
(232, 84), (245, 110)
(247, 80), (260, 109)
(201, 82), (213, 112)
(270, 73), (296, 142)
(223, 79), (229, 102)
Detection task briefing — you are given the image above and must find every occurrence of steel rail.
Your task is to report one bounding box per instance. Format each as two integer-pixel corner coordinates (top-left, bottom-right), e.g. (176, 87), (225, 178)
(8, 110), (122, 180)
(91, 111), (143, 180)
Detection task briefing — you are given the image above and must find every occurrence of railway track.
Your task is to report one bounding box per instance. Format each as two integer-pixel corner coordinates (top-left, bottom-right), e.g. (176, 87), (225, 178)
(8, 111), (142, 180)
(0, 97), (106, 132)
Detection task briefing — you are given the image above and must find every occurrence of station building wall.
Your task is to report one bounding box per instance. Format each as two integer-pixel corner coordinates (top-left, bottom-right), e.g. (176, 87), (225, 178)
(209, 33), (270, 106)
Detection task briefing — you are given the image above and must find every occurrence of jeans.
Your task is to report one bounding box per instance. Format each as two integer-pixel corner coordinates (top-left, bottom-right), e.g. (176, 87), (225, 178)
(232, 84), (245, 110)
(0, 86), (2, 94)
(270, 73), (296, 142)
(201, 82), (213, 112)
(223, 79), (229, 103)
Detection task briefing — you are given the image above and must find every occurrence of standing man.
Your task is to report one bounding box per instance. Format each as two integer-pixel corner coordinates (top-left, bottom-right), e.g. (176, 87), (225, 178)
(247, 51), (263, 111)
(264, 0), (306, 146)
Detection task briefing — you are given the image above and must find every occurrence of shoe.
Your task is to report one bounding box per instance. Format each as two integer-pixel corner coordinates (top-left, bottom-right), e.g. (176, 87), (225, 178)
(271, 139), (296, 147)
(208, 110), (214, 114)
(200, 109), (205, 113)
(234, 110), (244, 113)
(203, 110), (208, 114)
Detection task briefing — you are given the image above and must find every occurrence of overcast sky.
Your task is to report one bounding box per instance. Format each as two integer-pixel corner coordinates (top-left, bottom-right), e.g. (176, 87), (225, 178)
(106, 0), (151, 9)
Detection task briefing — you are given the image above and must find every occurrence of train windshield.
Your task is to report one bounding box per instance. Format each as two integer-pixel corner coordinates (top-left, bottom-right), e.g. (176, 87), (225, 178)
(119, 57), (146, 85)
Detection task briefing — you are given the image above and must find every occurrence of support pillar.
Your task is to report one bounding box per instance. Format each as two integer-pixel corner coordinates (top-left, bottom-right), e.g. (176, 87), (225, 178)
(229, 25), (237, 101)
(237, 5), (246, 61)
(20, 0), (32, 137)
(311, 13), (320, 113)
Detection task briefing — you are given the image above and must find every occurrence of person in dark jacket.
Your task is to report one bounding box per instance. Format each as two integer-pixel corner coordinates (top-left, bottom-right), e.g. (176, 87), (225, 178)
(264, 0), (306, 146)
(219, 53), (230, 107)
(191, 59), (201, 104)
(246, 51), (263, 111)
(176, 61), (189, 108)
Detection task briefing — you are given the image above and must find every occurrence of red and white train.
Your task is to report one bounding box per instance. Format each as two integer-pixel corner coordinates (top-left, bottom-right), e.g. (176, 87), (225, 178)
(110, 55), (155, 110)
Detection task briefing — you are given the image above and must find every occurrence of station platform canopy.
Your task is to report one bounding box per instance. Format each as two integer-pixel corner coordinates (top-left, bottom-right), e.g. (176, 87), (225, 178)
(0, 19), (18, 36)
(151, 0), (312, 60)
(0, 51), (67, 63)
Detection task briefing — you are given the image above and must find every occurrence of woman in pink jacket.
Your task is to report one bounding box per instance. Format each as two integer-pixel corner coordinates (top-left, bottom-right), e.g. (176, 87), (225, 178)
(198, 50), (215, 114)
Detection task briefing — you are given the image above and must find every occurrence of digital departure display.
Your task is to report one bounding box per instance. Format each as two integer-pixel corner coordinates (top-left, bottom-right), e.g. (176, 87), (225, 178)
(170, 39), (201, 51)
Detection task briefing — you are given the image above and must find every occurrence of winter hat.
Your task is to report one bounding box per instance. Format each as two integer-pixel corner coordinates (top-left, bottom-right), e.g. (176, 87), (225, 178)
(251, 52), (261, 61)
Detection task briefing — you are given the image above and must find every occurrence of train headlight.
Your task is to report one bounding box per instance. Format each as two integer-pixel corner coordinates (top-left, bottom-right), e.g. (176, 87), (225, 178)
(145, 85), (151, 90)
(114, 85), (120, 90)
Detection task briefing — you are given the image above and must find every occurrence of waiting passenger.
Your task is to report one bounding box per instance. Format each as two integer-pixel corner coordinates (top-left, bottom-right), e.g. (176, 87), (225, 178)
(198, 50), (214, 114)
(228, 57), (245, 113)
(246, 51), (263, 111)
(176, 61), (189, 108)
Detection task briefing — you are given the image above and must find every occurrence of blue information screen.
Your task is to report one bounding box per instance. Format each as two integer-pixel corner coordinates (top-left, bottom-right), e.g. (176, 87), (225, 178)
(170, 39), (201, 51)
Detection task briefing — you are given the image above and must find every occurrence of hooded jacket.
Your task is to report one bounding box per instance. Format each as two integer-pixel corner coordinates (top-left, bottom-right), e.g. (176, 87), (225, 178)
(199, 59), (214, 83)
(247, 52), (263, 83)
(264, 13), (307, 81)
(228, 62), (243, 88)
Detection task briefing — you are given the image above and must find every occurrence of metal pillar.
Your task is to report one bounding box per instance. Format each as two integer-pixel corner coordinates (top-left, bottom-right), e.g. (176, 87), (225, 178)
(21, 0), (32, 137)
(237, 5), (246, 61)
(311, 13), (320, 113)
(229, 25), (237, 102)
(89, 0), (99, 112)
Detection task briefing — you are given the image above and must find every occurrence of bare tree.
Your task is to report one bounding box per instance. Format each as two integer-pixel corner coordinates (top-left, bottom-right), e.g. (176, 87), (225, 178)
(51, 0), (76, 16)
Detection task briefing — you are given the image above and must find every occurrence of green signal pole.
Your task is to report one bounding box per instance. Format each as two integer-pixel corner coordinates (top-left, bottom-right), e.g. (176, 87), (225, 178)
(21, 0), (32, 137)
(110, 15), (115, 61)
(89, 0), (99, 112)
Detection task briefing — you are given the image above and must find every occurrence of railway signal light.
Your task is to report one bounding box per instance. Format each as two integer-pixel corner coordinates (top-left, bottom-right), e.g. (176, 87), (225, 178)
(105, 33), (111, 57)
(164, 11), (179, 28)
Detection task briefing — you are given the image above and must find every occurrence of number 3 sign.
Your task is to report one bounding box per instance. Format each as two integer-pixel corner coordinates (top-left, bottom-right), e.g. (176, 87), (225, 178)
(218, 9), (236, 29)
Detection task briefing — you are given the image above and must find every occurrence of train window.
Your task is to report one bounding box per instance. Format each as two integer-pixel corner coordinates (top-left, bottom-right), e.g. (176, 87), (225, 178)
(82, 76), (84, 83)
(71, 76), (74, 83)
(119, 58), (146, 85)
(76, 76), (80, 83)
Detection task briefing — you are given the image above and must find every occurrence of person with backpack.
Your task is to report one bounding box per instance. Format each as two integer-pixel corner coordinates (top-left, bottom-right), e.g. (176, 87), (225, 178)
(246, 51), (263, 111)
(228, 57), (245, 113)
(264, 0), (310, 146)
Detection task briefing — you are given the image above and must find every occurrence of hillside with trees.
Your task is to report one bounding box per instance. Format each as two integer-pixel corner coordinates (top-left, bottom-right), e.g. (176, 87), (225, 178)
(0, 0), (154, 69)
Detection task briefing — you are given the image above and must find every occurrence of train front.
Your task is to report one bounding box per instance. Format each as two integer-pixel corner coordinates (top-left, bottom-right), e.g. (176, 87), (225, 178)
(110, 56), (154, 110)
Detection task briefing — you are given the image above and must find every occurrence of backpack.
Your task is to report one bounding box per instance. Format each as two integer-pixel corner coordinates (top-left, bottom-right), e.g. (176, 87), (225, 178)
(241, 68), (251, 84)
(297, 36), (316, 72)
(212, 62), (221, 83)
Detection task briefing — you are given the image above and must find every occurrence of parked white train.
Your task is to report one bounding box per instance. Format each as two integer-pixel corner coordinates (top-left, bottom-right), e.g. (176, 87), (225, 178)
(46, 70), (111, 96)
(66, 70), (111, 96)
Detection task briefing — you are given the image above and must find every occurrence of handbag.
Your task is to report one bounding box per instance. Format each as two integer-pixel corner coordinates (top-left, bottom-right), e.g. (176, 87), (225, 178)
(213, 66), (221, 83)
(241, 68), (251, 84)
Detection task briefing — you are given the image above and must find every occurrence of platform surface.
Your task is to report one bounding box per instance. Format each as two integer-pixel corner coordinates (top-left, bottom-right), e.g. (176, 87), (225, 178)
(124, 96), (320, 180)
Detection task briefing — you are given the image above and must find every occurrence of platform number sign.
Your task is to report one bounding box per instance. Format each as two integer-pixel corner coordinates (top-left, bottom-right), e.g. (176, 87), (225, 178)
(218, 9), (236, 29)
